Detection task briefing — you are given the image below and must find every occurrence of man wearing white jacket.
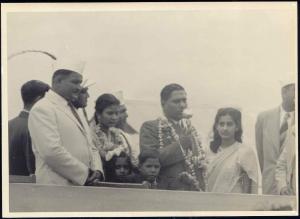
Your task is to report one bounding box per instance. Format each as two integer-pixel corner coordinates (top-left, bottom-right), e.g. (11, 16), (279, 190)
(28, 63), (103, 186)
(275, 115), (296, 195)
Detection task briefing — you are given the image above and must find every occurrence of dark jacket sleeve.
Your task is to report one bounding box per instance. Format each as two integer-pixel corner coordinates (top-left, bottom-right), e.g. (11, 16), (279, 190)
(255, 113), (264, 172)
(140, 121), (185, 167)
(25, 133), (35, 174)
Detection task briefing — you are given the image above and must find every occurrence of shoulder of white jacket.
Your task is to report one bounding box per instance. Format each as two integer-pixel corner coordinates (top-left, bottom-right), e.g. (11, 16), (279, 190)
(258, 106), (280, 119)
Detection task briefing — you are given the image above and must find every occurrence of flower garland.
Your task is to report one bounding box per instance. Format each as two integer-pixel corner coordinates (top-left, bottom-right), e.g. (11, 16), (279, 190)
(92, 121), (130, 161)
(158, 117), (208, 191)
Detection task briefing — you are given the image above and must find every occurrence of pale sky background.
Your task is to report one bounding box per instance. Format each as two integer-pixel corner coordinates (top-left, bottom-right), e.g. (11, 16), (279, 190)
(4, 3), (297, 148)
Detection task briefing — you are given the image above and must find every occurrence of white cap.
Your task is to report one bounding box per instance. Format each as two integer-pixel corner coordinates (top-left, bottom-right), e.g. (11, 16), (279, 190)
(113, 90), (125, 105)
(279, 72), (295, 88)
(53, 58), (85, 74)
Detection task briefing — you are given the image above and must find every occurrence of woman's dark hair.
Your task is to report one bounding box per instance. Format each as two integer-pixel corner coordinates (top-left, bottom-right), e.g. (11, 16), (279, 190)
(94, 93), (120, 124)
(210, 107), (243, 153)
(105, 151), (133, 182)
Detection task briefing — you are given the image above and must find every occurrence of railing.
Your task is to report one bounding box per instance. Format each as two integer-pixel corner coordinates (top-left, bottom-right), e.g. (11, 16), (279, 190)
(8, 175), (297, 214)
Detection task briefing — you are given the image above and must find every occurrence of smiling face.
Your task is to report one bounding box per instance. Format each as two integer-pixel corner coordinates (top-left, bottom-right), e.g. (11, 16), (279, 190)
(139, 158), (161, 183)
(96, 104), (120, 128)
(216, 114), (238, 142)
(162, 90), (187, 121)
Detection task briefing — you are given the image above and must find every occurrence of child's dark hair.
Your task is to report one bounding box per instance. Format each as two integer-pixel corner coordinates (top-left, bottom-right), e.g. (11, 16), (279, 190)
(210, 107), (243, 153)
(105, 151), (133, 181)
(138, 149), (161, 165)
(111, 151), (132, 170)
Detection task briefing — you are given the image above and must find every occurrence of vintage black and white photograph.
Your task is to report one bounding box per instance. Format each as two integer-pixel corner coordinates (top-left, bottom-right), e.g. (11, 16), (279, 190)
(1, 2), (298, 217)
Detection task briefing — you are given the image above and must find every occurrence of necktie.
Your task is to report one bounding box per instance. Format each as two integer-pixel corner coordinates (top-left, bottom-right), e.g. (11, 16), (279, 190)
(279, 112), (290, 148)
(68, 102), (85, 130)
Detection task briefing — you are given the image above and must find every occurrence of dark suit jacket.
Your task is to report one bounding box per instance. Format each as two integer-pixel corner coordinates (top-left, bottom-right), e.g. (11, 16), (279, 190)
(9, 111), (35, 175)
(140, 120), (187, 190)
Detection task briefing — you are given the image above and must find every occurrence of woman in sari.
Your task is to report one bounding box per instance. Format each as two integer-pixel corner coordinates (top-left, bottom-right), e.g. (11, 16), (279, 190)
(89, 93), (138, 181)
(207, 107), (259, 194)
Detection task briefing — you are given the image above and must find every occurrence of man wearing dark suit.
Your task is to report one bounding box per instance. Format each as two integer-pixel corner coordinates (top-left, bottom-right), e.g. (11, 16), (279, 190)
(255, 77), (295, 195)
(9, 80), (50, 175)
(140, 83), (206, 190)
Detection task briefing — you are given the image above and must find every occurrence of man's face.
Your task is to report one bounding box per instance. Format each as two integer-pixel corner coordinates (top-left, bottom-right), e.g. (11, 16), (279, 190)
(58, 72), (83, 102)
(118, 105), (128, 126)
(282, 84), (295, 112)
(139, 158), (161, 183)
(162, 90), (187, 121)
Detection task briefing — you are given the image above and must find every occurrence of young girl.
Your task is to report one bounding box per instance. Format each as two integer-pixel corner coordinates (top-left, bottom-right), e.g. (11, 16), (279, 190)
(207, 107), (259, 194)
(106, 151), (135, 183)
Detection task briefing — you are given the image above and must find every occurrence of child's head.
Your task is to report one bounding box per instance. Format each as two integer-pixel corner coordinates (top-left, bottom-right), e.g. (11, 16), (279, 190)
(111, 151), (132, 181)
(210, 107), (243, 153)
(138, 150), (161, 183)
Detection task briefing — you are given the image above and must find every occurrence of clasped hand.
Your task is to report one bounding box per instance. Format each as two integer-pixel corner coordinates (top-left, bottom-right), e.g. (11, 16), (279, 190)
(84, 169), (104, 186)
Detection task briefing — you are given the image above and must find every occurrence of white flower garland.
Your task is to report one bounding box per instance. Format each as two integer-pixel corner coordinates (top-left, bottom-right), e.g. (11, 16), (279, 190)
(93, 121), (130, 161)
(157, 117), (208, 191)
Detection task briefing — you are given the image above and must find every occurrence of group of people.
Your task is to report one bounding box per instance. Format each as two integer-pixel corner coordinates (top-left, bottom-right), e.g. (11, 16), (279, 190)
(9, 64), (296, 196)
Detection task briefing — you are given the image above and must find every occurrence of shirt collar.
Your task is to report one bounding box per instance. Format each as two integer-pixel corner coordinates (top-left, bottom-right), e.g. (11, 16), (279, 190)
(162, 114), (181, 125)
(280, 105), (294, 116)
(21, 109), (30, 114)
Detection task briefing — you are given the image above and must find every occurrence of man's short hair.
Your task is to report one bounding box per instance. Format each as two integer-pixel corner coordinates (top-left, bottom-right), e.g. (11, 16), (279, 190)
(282, 83), (295, 90)
(52, 69), (77, 83)
(21, 80), (50, 105)
(138, 149), (161, 165)
(160, 83), (185, 103)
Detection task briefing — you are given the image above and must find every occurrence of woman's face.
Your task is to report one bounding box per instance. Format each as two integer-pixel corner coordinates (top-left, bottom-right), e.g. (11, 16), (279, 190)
(97, 105), (120, 128)
(216, 114), (238, 141)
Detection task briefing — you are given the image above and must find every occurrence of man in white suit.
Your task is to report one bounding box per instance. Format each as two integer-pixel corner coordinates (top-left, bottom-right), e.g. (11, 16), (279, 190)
(255, 75), (295, 195)
(28, 64), (103, 186)
(275, 115), (296, 195)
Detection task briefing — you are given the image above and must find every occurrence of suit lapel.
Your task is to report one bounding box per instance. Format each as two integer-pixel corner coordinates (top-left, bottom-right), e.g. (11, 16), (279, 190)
(47, 91), (87, 136)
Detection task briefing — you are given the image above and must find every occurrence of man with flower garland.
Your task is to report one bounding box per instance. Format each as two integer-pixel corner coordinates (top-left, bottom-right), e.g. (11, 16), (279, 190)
(139, 83), (207, 191)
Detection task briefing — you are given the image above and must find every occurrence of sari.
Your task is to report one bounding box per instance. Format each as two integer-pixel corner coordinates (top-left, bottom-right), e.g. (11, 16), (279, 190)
(207, 142), (259, 194)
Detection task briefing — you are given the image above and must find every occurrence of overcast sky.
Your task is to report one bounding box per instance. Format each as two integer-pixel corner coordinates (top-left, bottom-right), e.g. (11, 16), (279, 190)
(5, 3), (297, 143)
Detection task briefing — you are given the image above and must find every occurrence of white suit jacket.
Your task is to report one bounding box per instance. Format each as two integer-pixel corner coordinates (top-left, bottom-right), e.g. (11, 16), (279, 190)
(275, 119), (296, 194)
(255, 106), (281, 195)
(28, 90), (103, 186)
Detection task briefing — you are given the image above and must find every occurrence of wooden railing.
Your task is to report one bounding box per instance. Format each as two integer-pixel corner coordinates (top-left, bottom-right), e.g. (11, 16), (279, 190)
(8, 181), (297, 213)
